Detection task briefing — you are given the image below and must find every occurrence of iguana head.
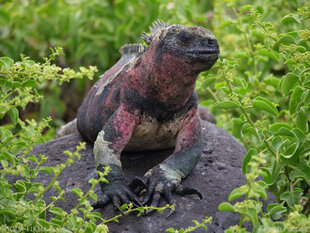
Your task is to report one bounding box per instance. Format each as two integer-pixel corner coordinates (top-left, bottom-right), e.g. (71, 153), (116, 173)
(142, 20), (219, 73)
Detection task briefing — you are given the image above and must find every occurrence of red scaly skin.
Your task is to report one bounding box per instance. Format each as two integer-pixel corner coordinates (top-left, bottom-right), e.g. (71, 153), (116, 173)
(77, 21), (220, 211)
(111, 106), (140, 158)
(124, 40), (199, 110)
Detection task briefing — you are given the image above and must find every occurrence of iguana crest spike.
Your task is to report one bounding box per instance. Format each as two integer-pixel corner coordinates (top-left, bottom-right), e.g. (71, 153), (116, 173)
(119, 43), (146, 55)
(141, 19), (169, 45)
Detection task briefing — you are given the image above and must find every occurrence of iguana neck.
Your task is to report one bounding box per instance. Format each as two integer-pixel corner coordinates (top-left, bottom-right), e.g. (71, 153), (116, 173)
(126, 40), (199, 111)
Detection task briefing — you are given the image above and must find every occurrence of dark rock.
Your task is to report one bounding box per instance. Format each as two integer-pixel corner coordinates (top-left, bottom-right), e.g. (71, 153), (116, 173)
(14, 121), (251, 232)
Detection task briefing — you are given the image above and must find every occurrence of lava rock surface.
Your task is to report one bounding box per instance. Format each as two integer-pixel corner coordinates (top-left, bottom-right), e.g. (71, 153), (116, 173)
(21, 121), (251, 232)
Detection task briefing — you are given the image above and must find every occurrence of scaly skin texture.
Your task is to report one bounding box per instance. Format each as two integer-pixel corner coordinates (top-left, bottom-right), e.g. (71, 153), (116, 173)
(76, 20), (220, 211)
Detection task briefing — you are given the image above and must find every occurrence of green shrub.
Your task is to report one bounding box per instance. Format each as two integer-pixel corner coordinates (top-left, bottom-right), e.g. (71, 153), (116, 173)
(197, 0), (310, 231)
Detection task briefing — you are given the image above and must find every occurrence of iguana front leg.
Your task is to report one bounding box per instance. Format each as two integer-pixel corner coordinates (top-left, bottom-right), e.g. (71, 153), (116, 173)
(137, 108), (203, 211)
(92, 105), (143, 211)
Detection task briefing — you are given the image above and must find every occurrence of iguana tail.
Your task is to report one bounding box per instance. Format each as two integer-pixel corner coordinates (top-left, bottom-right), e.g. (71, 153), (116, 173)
(55, 118), (78, 138)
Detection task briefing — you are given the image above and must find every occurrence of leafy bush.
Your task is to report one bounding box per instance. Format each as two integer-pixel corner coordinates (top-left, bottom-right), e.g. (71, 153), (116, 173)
(196, 0), (310, 231)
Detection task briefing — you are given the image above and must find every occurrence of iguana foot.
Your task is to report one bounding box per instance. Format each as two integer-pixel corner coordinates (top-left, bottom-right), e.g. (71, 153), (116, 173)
(133, 167), (202, 215)
(92, 179), (143, 213)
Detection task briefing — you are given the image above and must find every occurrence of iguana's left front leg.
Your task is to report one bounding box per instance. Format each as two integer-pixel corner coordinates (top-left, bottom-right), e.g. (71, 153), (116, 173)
(92, 105), (145, 211)
(137, 108), (203, 210)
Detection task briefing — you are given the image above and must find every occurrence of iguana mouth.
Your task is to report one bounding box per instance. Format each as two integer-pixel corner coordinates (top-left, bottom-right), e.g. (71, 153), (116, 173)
(186, 49), (219, 61)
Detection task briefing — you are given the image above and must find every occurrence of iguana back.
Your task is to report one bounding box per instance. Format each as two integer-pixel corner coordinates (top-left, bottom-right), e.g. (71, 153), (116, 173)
(77, 44), (145, 142)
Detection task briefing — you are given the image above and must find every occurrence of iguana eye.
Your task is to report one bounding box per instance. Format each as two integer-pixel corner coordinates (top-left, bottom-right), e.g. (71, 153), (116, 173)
(178, 31), (192, 44)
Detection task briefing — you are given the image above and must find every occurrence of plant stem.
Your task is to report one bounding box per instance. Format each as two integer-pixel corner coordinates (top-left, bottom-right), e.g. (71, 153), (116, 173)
(232, 7), (257, 78)
(207, 87), (220, 102)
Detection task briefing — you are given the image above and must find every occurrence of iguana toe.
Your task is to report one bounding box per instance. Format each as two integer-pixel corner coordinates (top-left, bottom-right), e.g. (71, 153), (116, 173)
(136, 167), (202, 215)
(93, 180), (142, 211)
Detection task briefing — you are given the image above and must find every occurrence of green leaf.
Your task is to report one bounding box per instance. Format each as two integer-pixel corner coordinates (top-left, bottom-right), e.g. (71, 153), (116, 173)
(274, 128), (303, 159)
(241, 123), (257, 137)
(281, 73), (299, 95)
(242, 148), (258, 174)
(89, 193), (98, 202)
(166, 228), (175, 233)
(289, 86), (303, 114)
(28, 154), (38, 163)
(0, 209), (15, 219)
(278, 35), (296, 45)
(264, 76), (280, 88)
(253, 180), (267, 200)
(280, 188), (303, 208)
(50, 218), (64, 226)
(270, 123), (292, 131)
(271, 160), (285, 186)
(296, 107), (308, 133)
(295, 162), (310, 181)
(202, 75), (216, 87)
(221, 87), (230, 94)
(240, 4), (253, 13)
(90, 212), (102, 219)
(267, 204), (286, 220)
(271, 136), (286, 157)
(0, 57), (14, 70)
(3, 152), (16, 167)
(233, 77), (247, 88)
(23, 60), (35, 67)
(253, 96), (278, 116)
(232, 118), (243, 138)
(49, 207), (64, 216)
(13, 180), (26, 193)
(0, 9), (10, 23)
(28, 184), (42, 193)
(242, 207), (260, 227)
(258, 48), (280, 61)
(274, 127), (294, 137)
(233, 51), (249, 59)
(39, 166), (53, 175)
(0, 78), (13, 93)
(220, 19), (235, 27)
(228, 187), (246, 201)
(212, 101), (240, 109)
(281, 14), (300, 25)
(71, 188), (83, 197)
(22, 80), (36, 88)
(37, 219), (50, 228)
(260, 168), (273, 184)
(84, 225), (94, 233)
(7, 107), (19, 125)
(0, 128), (13, 142)
(120, 203), (128, 210)
(218, 202), (235, 212)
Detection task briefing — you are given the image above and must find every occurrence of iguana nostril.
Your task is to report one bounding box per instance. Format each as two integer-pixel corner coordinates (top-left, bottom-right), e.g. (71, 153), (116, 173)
(208, 39), (217, 46)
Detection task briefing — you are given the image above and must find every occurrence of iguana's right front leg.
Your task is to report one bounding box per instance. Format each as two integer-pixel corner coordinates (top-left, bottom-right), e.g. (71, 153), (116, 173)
(92, 105), (142, 211)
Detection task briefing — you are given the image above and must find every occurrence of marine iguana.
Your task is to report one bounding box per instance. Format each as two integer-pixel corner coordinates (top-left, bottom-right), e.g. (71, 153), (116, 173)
(56, 20), (219, 212)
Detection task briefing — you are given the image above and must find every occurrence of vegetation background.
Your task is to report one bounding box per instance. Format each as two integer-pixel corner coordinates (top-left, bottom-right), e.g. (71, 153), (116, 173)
(0, 0), (309, 232)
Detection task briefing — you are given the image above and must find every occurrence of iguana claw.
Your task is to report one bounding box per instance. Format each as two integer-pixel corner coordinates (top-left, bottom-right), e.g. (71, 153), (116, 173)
(92, 179), (142, 211)
(137, 167), (202, 216)
(129, 176), (148, 191)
